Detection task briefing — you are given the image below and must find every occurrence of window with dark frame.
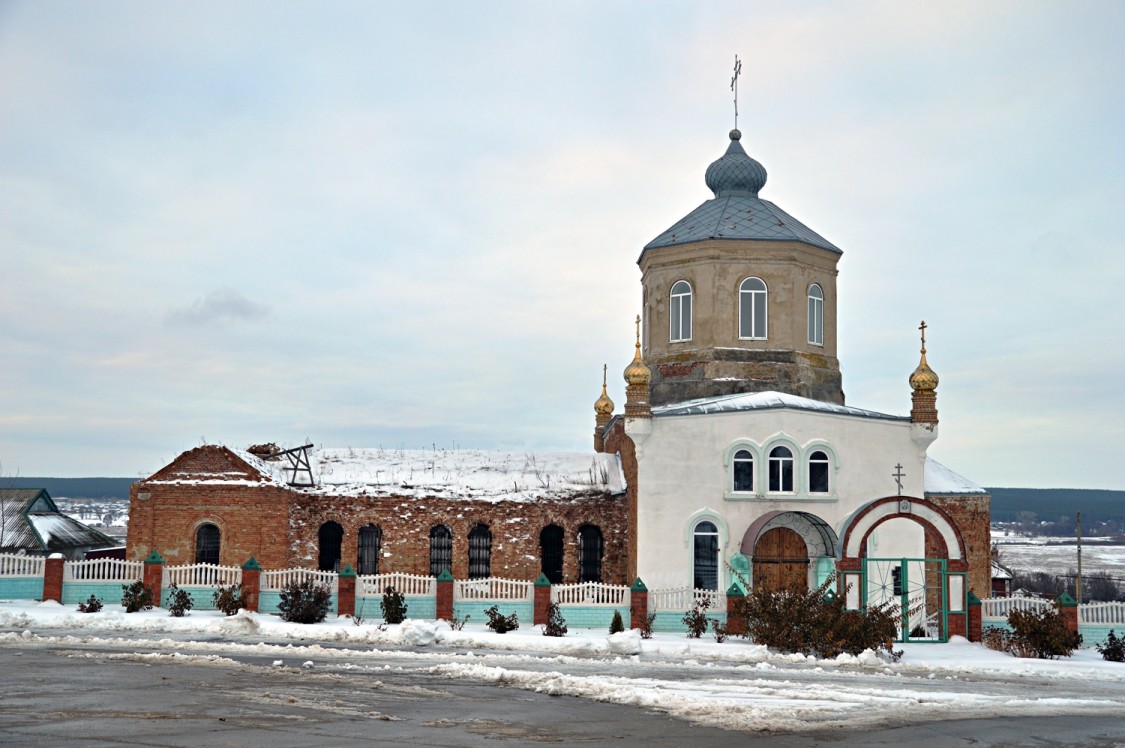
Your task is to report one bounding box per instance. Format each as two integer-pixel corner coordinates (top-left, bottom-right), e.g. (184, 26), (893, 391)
(357, 524), (382, 576)
(768, 445), (794, 493)
(732, 449), (754, 491)
(540, 524), (564, 584)
(809, 450), (830, 493)
(577, 524), (603, 583)
(429, 525), (453, 577)
(693, 521), (719, 591)
(468, 523), (492, 579)
(195, 523), (220, 565)
(318, 521), (343, 572)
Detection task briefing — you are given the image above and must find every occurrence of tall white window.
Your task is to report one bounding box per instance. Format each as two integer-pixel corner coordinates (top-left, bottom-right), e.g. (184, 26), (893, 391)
(732, 449), (754, 492)
(808, 284), (824, 346)
(670, 281), (692, 342)
(739, 277), (767, 339)
(768, 445), (794, 493)
(808, 450), (830, 493)
(693, 521), (720, 591)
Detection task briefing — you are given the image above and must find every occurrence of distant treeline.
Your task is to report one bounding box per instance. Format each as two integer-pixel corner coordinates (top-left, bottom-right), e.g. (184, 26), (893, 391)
(988, 487), (1125, 535)
(3, 477), (136, 501)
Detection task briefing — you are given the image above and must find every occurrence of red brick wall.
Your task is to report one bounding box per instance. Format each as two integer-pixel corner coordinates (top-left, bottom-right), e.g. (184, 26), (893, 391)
(926, 493), (991, 599)
(602, 420), (638, 583)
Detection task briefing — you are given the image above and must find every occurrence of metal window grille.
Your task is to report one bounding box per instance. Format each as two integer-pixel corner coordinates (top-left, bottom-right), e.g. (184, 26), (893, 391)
(578, 525), (603, 583)
(540, 525), (564, 584)
(318, 521), (343, 572)
(195, 524), (220, 565)
(357, 525), (382, 576)
(467, 524), (492, 579)
(430, 525), (452, 577)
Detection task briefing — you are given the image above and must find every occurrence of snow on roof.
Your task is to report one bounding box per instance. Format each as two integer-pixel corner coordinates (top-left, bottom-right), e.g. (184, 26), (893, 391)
(1, 489), (116, 552)
(991, 560), (1013, 580)
(310, 448), (625, 502)
(924, 457), (987, 495)
(652, 390), (907, 421)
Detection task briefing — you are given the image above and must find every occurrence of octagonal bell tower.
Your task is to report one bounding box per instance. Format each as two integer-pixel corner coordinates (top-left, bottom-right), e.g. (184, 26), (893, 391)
(639, 129), (845, 406)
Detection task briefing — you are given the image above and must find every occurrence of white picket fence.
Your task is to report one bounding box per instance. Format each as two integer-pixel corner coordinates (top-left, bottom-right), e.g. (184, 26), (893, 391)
(980, 595), (1054, 620)
(163, 563), (241, 588)
(552, 581), (630, 606)
(261, 568), (339, 592)
(0, 553), (45, 577)
(455, 577), (533, 601)
(646, 586), (726, 613)
(358, 572), (435, 597)
(1079, 601), (1125, 626)
(63, 558), (143, 583)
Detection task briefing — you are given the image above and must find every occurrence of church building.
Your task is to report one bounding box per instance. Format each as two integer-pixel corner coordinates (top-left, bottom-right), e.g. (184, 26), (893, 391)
(127, 124), (990, 639)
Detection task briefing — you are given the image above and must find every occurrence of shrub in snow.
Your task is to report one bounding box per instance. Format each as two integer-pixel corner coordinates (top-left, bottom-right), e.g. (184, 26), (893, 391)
(1097, 630), (1124, 662)
(121, 581), (154, 613)
(167, 584), (194, 617)
(381, 585), (408, 624)
(447, 612), (470, 631)
(278, 579), (332, 624)
(212, 583), (245, 616)
(982, 605), (1081, 659)
(484, 605), (519, 634)
(608, 609), (624, 634)
(543, 602), (567, 637)
(711, 619), (728, 643)
(77, 595), (103, 613)
(639, 610), (656, 639)
(682, 597), (712, 639)
(733, 577), (901, 659)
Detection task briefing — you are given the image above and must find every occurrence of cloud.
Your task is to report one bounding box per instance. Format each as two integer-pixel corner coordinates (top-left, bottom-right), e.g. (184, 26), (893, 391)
(165, 288), (270, 327)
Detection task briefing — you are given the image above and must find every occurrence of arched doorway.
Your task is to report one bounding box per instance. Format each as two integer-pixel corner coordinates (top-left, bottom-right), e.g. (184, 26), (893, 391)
(540, 525), (564, 584)
(752, 527), (809, 590)
(318, 521), (343, 572)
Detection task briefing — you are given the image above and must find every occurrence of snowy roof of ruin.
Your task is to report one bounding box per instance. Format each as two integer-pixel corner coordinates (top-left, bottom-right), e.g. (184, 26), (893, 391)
(149, 446), (628, 502)
(651, 390), (908, 421)
(924, 457), (987, 495)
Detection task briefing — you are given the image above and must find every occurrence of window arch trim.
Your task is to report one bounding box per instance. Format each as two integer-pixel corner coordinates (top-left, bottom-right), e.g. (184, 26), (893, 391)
(807, 283), (824, 346)
(762, 434), (801, 495)
(738, 276), (768, 340)
(669, 279), (693, 343)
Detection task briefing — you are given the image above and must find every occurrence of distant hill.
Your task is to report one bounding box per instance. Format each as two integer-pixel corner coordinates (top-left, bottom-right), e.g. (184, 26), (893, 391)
(987, 487), (1125, 530)
(3, 477), (136, 501)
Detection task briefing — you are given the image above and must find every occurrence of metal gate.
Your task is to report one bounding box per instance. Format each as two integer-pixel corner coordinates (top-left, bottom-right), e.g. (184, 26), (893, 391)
(863, 557), (949, 642)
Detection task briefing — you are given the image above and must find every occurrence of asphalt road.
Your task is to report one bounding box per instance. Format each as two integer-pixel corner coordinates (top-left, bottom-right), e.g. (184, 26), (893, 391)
(2, 635), (1124, 747)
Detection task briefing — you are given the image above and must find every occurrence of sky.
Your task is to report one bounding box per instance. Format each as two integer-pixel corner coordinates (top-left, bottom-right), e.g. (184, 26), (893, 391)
(1, 2), (1122, 488)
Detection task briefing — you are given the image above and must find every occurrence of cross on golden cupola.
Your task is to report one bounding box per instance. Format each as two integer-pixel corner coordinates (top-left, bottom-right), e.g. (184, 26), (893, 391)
(623, 315), (652, 419)
(910, 320), (939, 424)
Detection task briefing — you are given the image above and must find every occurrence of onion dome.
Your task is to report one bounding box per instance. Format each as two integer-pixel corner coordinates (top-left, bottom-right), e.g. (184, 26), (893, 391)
(704, 129), (767, 197)
(623, 316), (651, 385)
(909, 322), (939, 391)
(594, 365), (615, 416)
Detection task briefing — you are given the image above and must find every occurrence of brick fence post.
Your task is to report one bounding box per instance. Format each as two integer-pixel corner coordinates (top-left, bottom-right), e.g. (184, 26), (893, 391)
(241, 557), (261, 612)
(533, 573), (551, 625)
(143, 550), (164, 607)
(725, 584), (746, 636)
(338, 563), (357, 618)
(967, 590), (982, 642)
(43, 553), (65, 603)
(1056, 592), (1078, 634)
(436, 569), (454, 621)
(630, 577), (648, 630)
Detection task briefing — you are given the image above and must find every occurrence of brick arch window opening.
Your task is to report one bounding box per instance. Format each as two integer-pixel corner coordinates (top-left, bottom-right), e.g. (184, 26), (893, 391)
(739, 277), (767, 340)
(429, 525), (453, 577)
(808, 450), (830, 494)
(318, 521), (343, 572)
(670, 280), (692, 342)
(540, 524), (564, 584)
(195, 523), (220, 565)
(468, 523), (492, 579)
(808, 283), (824, 346)
(693, 520), (720, 591)
(577, 524), (604, 583)
(768, 445), (794, 493)
(732, 449), (754, 491)
(357, 524), (382, 576)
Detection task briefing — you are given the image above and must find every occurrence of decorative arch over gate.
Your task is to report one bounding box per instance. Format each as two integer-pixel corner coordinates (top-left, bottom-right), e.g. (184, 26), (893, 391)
(837, 496), (966, 569)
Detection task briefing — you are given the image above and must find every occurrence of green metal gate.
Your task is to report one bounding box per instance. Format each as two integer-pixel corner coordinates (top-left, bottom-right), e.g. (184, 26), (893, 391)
(863, 557), (949, 642)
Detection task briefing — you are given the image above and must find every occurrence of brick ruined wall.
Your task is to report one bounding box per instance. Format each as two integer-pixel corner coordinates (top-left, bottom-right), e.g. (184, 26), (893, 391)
(288, 492), (629, 584)
(926, 493), (992, 598)
(602, 419), (638, 583)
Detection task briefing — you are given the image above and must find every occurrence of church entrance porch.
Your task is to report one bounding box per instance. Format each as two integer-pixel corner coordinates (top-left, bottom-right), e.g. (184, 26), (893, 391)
(739, 511), (838, 592)
(753, 528), (808, 591)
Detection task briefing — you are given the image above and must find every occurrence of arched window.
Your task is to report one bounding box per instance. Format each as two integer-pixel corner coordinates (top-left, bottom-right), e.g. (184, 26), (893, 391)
(732, 449), (754, 492)
(808, 284), (824, 346)
(357, 524), (382, 575)
(669, 280), (692, 342)
(318, 521), (343, 572)
(768, 446), (794, 493)
(195, 523), (220, 565)
(540, 524), (564, 584)
(809, 450), (830, 494)
(468, 523), (492, 579)
(693, 521), (720, 591)
(429, 525), (452, 577)
(739, 277), (767, 339)
(577, 525), (603, 583)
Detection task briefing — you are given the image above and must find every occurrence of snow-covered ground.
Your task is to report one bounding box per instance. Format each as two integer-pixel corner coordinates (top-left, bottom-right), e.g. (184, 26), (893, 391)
(3, 600), (1124, 733)
(993, 533), (1125, 579)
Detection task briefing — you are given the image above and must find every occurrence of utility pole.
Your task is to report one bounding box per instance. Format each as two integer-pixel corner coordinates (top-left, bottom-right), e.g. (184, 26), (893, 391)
(1076, 511), (1082, 604)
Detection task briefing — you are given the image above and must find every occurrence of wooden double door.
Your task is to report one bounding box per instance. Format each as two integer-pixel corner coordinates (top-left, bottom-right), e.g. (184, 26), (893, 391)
(752, 527), (810, 591)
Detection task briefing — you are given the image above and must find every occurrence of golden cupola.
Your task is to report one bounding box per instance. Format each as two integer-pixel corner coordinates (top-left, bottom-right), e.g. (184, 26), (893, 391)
(623, 315), (653, 418)
(593, 364), (615, 452)
(910, 321), (939, 425)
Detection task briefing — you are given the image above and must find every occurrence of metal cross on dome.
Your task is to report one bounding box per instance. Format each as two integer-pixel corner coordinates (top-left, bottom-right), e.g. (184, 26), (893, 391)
(730, 54), (743, 129)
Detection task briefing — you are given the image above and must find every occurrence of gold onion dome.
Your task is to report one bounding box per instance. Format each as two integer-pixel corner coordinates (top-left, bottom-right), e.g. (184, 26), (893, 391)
(623, 316), (651, 385)
(909, 321), (939, 391)
(594, 365), (615, 415)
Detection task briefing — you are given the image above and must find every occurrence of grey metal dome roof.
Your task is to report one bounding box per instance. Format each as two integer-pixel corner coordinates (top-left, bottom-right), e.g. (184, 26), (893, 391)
(642, 130), (841, 256)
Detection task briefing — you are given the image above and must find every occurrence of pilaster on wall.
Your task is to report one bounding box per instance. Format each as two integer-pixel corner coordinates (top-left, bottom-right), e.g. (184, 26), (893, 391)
(143, 550), (165, 606)
(436, 569), (454, 621)
(241, 557), (261, 612)
(337, 564), (357, 618)
(629, 578), (648, 630)
(43, 554), (65, 603)
(533, 574), (551, 625)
